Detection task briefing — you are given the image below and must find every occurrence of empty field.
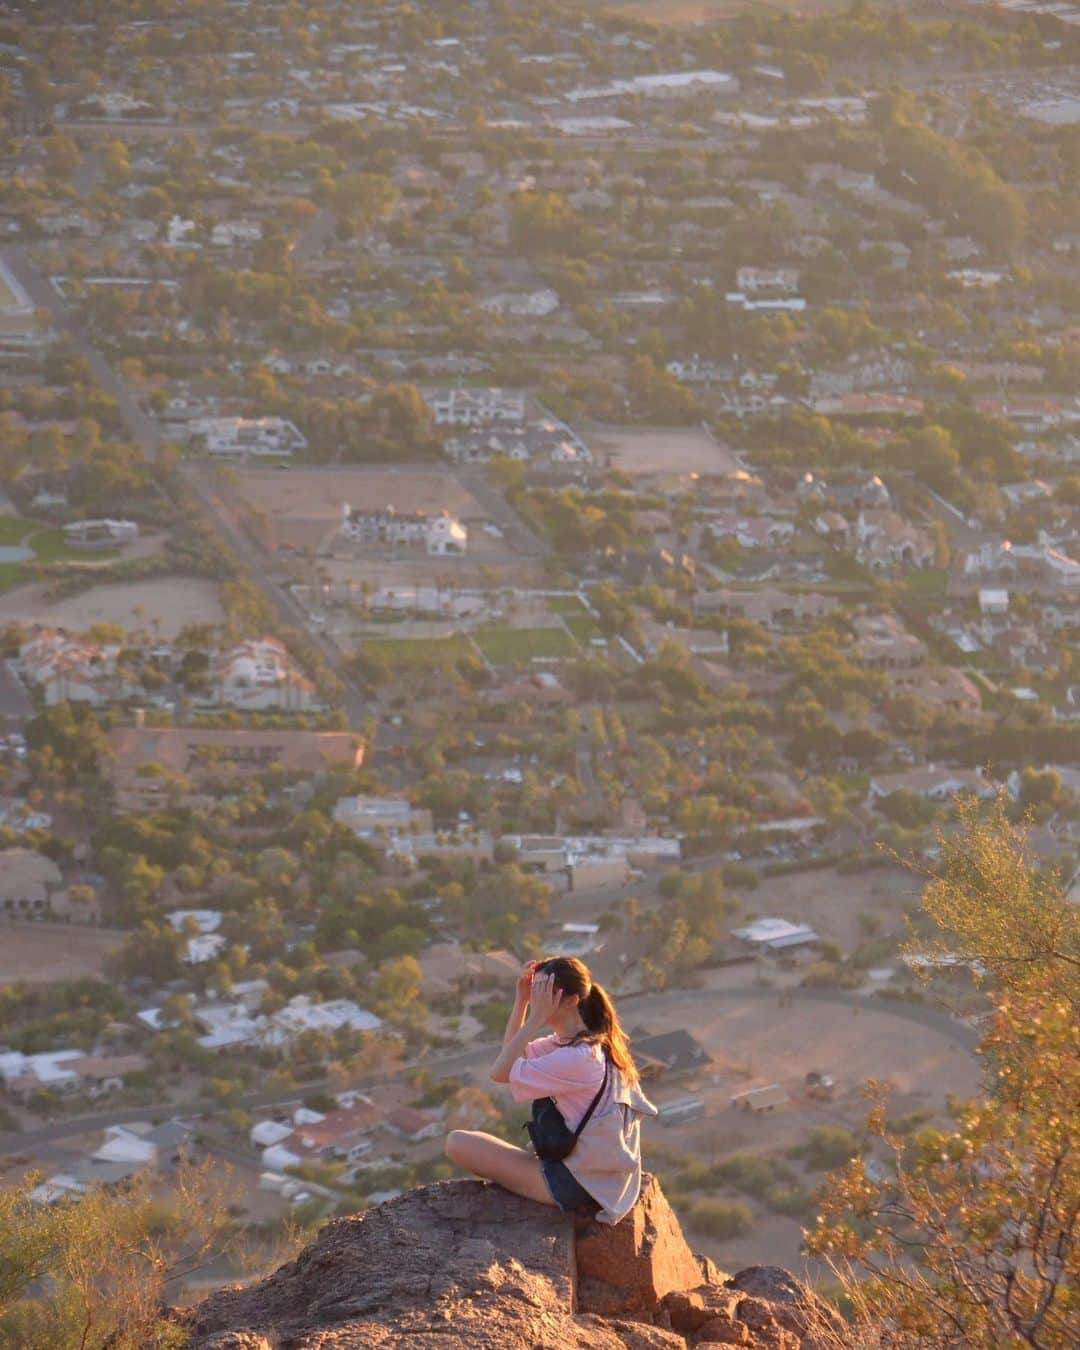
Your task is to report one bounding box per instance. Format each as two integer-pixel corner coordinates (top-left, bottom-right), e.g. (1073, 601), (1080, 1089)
(229, 465), (506, 555)
(592, 426), (741, 478)
(0, 576), (225, 637)
(0, 923), (124, 985)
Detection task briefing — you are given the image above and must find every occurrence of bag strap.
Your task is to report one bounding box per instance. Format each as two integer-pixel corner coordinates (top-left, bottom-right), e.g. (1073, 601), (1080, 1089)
(572, 1051), (610, 1140)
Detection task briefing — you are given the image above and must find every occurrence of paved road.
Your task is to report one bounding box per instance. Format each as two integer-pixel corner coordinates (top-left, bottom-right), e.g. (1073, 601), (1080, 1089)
(0, 1043), (488, 1157)
(3, 244), (372, 728)
(181, 465), (370, 727)
(458, 468), (548, 559)
(0, 984), (977, 1157)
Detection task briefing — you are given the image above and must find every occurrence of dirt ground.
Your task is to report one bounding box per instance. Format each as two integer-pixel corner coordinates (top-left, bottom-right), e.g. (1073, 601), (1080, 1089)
(0, 576), (225, 636)
(231, 466), (503, 554)
(636, 984), (981, 1280)
(746, 864), (920, 953)
(590, 426), (741, 478)
(0, 922), (124, 984)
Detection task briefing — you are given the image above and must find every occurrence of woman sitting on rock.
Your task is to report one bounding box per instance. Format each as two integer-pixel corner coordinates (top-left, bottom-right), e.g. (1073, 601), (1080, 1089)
(446, 956), (656, 1223)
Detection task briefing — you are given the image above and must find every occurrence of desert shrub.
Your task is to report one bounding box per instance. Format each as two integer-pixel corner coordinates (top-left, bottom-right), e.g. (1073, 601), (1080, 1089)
(799, 1126), (863, 1172)
(690, 1198), (753, 1239)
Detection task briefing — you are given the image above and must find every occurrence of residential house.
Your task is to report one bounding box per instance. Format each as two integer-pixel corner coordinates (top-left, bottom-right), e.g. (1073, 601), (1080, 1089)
(855, 510), (935, 570)
(332, 795), (434, 839)
(213, 638), (319, 712)
(890, 666), (983, 716)
(210, 220), (263, 247)
(423, 387), (527, 426)
(0, 847), (64, 919)
(735, 266), (800, 293)
(867, 767), (996, 804)
(978, 588), (1010, 616)
(18, 628), (125, 706)
(338, 505), (468, 556)
(696, 587), (838, 628)
(63, 519), (139, 547)
(851, 613), (928, 670)
(262, 1099), (385, 1170)
(811, 393), (924, 418)
(633, 1030), (711, 1081)
(185, 416), (308, 457)
(702, 514), (795, 550)
(108, 726), (364, 810)
(809, 355), (913, 398)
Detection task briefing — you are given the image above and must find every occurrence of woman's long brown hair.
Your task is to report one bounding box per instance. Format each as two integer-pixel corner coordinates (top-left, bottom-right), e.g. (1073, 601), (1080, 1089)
(536, 956), (638, 1083)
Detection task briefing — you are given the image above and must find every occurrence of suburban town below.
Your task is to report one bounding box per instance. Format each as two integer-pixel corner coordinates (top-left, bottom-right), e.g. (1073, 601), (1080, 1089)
(0, 0), (1077, 1332)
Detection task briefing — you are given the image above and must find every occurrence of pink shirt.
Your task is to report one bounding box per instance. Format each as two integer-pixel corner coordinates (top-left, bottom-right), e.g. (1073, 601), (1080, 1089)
(509, 1034), (606, 1130)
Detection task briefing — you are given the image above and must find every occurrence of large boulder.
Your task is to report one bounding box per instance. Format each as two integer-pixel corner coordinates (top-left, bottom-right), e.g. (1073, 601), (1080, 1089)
(576, 1174), (708, 1316)
(184, 1177), (838, 1349)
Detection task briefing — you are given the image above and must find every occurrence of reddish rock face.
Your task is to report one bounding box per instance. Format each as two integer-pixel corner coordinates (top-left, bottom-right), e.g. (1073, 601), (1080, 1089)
(576, 1174), (707, 1316)
(183, 1177), (839, 1349)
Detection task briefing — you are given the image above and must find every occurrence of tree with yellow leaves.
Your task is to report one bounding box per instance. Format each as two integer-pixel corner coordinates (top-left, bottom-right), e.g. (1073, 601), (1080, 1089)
(808, 797), (1079, 1347)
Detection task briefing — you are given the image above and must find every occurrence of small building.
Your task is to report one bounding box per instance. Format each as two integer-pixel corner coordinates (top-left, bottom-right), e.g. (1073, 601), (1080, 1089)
(657, 1095), (706, 1127)
(731, 1083), (789, 1113)
(0, 847), (64, 920)
(732, 917), (821, 954)
(186, 416), (307, 457)
(867, 767), (996, 804)
(332, 795), (434, 839)
(63, 519), (139, 547)
(978, 588), (1010, 616)
(634, 1030), (711, 1080)
(566, 852), (631, 892)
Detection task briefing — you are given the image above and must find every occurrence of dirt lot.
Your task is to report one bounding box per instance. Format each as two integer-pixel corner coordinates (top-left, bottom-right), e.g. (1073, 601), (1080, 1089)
(0, 922), (124, 985)
(590, 426), (741, 478)
(231, 465), (511, 557)
(634, 984), (980, 1279)
(0, 576), (225, 636)
(748, 863), (920, 953)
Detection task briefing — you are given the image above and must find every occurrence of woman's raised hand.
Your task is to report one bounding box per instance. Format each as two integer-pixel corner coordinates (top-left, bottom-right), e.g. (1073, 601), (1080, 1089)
(524, 970), (563, 1026)
(516, 959), (540, 1002)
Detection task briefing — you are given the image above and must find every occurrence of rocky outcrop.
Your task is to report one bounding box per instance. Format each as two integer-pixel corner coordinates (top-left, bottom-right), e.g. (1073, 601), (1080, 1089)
(185, 1177), (844, 1349)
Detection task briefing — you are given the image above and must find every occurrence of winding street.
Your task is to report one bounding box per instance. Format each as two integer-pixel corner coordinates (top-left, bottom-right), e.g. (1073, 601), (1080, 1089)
(0, 984), (978, 1159)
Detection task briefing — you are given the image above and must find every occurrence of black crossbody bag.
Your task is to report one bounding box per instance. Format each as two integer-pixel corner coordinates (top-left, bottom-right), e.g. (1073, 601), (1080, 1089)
(524, 1051), (610, 1163)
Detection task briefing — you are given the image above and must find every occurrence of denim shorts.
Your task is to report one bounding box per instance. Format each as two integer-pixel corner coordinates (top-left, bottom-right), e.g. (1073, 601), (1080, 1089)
(542, 1159), (598, 1213)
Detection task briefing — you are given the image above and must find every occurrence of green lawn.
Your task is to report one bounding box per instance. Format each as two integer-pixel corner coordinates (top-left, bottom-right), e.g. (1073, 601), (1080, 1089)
(474, 626), (578, 664)
(563, 613), (606, 645)
(362, 634), (477, 670)
(546, 594), (589, 615)
(902, 568), (949, 600)
(0, 515), (119, 569)
(0, 517), (31, 546)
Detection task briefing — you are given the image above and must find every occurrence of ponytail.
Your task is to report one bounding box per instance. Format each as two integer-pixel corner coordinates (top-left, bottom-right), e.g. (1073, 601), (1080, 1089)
(535, 956), (638, 1083)
(580, 980), (637, 1083)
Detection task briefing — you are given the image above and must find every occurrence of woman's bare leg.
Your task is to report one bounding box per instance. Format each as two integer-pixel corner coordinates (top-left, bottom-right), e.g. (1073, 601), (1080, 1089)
(445, 1130), (556, 1206)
